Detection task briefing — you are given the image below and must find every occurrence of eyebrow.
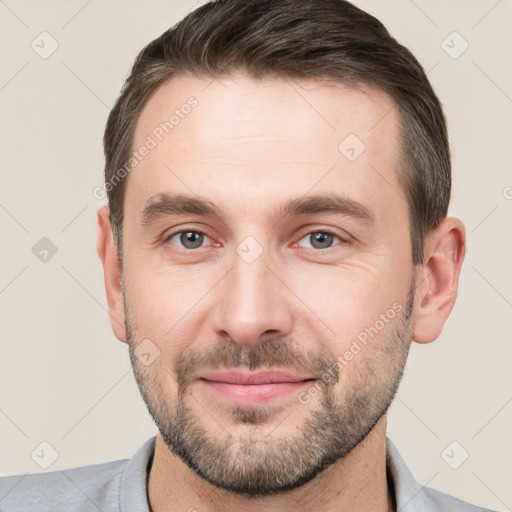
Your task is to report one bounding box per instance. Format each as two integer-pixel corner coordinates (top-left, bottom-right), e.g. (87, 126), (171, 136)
(140, 192), (375, 227)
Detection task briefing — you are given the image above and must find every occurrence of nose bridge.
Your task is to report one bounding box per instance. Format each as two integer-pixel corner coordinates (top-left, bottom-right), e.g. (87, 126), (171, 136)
(212, 239), (292, 346)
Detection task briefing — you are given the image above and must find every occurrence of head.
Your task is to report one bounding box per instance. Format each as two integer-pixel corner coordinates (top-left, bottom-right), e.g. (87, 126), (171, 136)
(97, 0), (465, 497)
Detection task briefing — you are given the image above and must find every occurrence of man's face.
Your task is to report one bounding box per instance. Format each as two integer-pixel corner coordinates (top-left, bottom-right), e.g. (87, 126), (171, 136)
(121, 74), (416, 495)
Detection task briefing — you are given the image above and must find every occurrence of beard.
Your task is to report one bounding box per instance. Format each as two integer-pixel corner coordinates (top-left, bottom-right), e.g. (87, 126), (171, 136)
(125, 285), (415, 497)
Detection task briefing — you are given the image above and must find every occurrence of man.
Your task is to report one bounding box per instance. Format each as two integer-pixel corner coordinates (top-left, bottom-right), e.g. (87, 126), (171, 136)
(0, 0), (497, 511)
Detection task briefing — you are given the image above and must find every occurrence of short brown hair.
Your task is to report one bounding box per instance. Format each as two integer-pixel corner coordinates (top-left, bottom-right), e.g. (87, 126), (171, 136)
(103, 0), (450, 267)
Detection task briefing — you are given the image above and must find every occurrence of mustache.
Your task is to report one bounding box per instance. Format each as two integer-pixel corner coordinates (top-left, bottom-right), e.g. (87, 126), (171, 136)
(174, 337), (337, 387)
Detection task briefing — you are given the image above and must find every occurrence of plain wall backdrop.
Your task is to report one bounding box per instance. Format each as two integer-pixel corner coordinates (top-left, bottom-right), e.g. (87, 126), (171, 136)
(0, 0), (511, 510)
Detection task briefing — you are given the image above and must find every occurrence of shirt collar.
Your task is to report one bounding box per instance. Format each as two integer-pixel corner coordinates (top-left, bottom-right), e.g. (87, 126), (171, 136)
(120, 436), (155, 512)
(386, 437), (438, 511)
(120, 436), (437, 512)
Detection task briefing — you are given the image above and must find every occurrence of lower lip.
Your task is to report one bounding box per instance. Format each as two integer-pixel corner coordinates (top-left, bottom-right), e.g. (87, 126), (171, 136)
(199, 379), (314, 405)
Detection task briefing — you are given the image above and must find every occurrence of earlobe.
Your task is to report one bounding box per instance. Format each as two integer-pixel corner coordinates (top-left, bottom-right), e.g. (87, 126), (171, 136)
(412, 217), (466, 344)
(96, 206), (127, 343)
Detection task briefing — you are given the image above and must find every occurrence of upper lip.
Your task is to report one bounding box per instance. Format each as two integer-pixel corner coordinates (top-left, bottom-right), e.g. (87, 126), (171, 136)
(198, 370), (315, 385)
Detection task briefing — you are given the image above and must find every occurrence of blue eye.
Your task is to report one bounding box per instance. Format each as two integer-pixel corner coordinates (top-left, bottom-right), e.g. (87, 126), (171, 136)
(167, 230), (211, 250)
(297, 230), (342, 250)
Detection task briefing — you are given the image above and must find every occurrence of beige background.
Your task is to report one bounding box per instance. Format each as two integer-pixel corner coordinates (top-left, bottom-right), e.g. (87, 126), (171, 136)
(0, 0), (511, 509)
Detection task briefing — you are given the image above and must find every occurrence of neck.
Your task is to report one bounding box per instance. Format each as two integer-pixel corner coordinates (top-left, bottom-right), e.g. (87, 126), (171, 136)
(147, 416), (394, 512)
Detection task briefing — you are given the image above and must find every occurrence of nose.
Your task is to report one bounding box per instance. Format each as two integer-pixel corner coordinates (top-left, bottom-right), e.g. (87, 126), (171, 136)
(211, 246), (293, 348)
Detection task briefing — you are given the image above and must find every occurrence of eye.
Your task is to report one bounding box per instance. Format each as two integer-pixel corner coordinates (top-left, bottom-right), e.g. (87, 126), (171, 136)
(166, 230), (212, 250)
(165, 228), (345, 252)
(296, 229), (344, 250)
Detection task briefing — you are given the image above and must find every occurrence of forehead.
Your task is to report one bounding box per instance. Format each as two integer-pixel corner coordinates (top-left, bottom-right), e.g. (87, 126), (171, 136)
(126, 73), (404, 226)
(134, 73), (400, 155)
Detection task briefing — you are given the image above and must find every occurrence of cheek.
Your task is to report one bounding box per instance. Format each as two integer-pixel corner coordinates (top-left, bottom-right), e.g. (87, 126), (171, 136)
(123, 256), (211, 331)
(289, 264), (406, 356)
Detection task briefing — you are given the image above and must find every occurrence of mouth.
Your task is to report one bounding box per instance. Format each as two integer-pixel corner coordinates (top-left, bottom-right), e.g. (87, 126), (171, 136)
(196, 370), (317, 405)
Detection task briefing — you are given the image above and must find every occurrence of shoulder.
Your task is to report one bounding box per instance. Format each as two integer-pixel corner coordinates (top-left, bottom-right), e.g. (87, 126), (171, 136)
(0, 458), (128, 512)
(423, 486), (499, 512)
(385, 437), (498, 512)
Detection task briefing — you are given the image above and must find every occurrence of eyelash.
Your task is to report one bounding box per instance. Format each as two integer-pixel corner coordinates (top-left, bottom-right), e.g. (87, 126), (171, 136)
(164, 227), (347, 252)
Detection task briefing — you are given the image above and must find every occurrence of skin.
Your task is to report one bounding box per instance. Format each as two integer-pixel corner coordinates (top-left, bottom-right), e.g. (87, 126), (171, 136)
(97, 73), (466, 512)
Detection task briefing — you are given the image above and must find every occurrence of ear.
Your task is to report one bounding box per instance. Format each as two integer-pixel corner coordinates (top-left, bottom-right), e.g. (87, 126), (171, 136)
(412, 217), (466, 344)
(96, 206), (127, 343)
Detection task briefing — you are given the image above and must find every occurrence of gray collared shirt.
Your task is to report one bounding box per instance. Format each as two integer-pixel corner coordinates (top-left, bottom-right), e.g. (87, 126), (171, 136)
(0, 436), (496, 511)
